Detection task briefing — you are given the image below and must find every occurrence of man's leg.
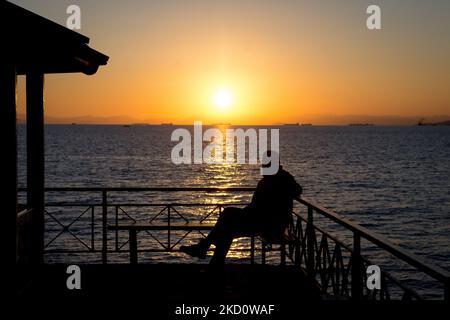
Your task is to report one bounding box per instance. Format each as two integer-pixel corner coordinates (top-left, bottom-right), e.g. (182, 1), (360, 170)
(203, 207), (242, 247)
(208, 209), (260, 264)
(209, 236), (233, 265)
(180, 207), (243, 259)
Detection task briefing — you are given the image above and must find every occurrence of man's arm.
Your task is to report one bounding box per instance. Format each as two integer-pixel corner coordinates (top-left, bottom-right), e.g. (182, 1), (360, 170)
(284, 171), (302, 198)
(291, 179), (302, 198)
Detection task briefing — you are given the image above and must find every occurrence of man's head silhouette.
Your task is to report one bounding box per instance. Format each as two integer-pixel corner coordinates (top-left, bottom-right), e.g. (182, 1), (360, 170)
(261, 150), (280, 175)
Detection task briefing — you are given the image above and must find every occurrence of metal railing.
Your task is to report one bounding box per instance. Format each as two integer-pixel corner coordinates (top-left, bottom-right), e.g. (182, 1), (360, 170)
(292, 197), (450, 301)
(18, 187), (450, 301)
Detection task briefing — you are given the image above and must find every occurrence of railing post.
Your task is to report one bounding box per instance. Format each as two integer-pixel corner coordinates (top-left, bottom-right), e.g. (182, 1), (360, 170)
(445, 278), (450, 303)
(261, 240), (266, 265)
(167, 205), (171, 250)
(115, 205), (119, 251)
(91, 206), (95, 251)
(294, 216), (301, 266)
(306, 206), (315, 275)
(129, 229), (138, 264)
(250, 236), (255, 265)
(351, 232), (363, 300)
(280, 243), (286, 266)
(102, 190), (107, 264)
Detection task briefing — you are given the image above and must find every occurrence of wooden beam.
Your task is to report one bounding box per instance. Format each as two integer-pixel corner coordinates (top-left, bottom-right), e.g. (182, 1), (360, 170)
(0, 64), (18, 268)
(26, 72), (45, 264)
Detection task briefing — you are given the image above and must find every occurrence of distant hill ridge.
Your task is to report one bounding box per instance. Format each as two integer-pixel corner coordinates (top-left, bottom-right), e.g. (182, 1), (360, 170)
(17, 114), (450, 126)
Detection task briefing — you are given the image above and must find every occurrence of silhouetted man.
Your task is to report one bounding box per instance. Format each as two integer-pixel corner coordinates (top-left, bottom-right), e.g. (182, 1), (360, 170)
(180, 156), (302, 265)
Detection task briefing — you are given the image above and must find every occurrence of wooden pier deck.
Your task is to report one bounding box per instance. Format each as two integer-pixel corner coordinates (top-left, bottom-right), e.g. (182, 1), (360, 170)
(15, 264), (447, 318)
(20, 264), (321, 302)
(15, 263), (327, 317)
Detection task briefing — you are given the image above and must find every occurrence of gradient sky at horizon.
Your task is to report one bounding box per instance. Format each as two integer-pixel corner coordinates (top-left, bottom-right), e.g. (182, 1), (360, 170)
(12, 0), (450, 124)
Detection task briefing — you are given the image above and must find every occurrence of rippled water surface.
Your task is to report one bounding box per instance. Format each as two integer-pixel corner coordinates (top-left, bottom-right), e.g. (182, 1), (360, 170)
(17, 125), (450, 298)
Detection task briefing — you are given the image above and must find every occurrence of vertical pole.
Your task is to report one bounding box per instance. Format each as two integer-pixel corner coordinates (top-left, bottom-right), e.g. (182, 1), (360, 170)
(115, 205), (119, 251)
(0, 64), (17, 269)
(351, 232), (362, 300)
(129, 229), (138, 264)
(91, 206), (95, 251)
(280, 244), (286, 266)
(444, 278), (449, 303)
(306, 206), (315, 275)
(261, 241), (266, 265)
(102, 190), (107, 264)
(167, 206), (171, 250)
(294, 217), (301, 266)
(250, 236), (255, 265)
(26, 72), (45, 264)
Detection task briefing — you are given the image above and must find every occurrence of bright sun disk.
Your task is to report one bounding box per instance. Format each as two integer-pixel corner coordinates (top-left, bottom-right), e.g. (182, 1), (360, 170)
(213, 88), (233, 110)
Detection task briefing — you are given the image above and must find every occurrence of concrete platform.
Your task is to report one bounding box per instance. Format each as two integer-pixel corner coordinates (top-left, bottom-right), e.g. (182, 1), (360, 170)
(21, 263), (320, 300)
(16, 263), (322, 317)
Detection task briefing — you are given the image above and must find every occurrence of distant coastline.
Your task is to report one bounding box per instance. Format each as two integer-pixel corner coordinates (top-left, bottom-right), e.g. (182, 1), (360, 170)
(283, 123), (313, 126)
(348, 123), (374, 126)
(16, 114), (450, 126)
(417, 120), (450, 126)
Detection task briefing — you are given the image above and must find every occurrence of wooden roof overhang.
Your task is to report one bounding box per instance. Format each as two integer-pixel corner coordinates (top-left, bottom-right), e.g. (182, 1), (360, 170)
(1, 0), (109, 75)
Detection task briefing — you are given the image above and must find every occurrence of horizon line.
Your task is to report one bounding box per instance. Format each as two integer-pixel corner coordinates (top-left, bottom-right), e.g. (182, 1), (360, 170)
(16, 122), (448, 127)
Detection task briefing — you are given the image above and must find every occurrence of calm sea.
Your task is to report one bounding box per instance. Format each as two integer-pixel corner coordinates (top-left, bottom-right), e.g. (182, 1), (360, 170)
(17, 125), (450, 298)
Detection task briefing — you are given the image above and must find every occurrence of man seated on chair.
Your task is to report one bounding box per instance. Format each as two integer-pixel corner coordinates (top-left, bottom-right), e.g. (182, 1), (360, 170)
(180, 151), (302, 265)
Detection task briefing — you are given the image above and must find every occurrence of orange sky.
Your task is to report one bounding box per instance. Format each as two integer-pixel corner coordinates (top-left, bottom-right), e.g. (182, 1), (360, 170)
(13, 0), (450, 124)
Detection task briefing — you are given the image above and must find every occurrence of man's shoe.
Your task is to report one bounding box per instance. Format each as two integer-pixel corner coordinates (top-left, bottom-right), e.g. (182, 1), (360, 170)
(180, 243), (208, 259)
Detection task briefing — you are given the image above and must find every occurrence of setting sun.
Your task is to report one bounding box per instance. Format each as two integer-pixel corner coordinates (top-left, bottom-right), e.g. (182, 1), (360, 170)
(213, 88), (234, 111)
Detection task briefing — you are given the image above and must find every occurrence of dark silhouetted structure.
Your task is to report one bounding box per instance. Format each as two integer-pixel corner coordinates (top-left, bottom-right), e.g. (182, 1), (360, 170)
(0, 0), (108, 292)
